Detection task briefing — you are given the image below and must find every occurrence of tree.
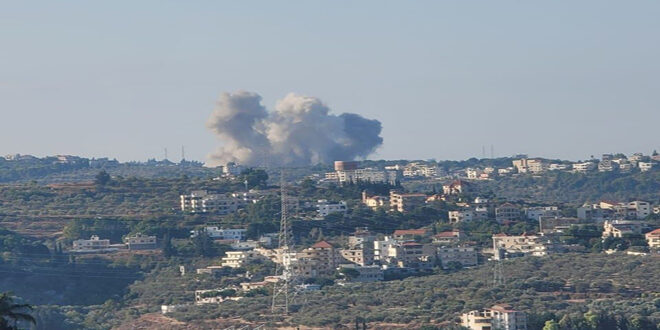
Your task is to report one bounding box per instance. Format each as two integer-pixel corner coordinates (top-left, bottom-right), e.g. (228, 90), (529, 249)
(0, 293), (35, 329)
(94, 170), (111, 186)
(162, 232), (175, 258)
(239, 168), (268, 189)
(191, 230), (217, 257)
(543, 320), (560, 330)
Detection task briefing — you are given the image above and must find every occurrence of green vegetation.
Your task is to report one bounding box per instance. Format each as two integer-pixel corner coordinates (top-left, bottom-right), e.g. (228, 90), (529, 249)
(1, 159), (659, 329)
(477, 170), (660, 204)
(0, 292), (35, 330)
(163, 254), (660, 329)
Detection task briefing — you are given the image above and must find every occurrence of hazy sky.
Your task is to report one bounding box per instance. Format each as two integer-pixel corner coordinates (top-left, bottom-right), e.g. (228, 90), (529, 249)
(2, 1), (659, 163)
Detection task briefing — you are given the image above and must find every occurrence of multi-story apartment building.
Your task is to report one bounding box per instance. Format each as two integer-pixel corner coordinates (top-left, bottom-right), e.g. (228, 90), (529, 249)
(222, 163), (246, 177)
(495, 203), (521, 223)
(639, 162), (653, 172)
(578, 200), (651, 221)
(373, 236), (400, 262)
(602, 220), (643, 238)
(180, 190), (241, 215)
(403, 162), (440, 178)
(436, 246), (477, 269)
(289, 241), (343, 278)
(389, 190), (426, 213)
(461, 304), (527, 330)
(598, 154), (615, 172)
(449, 210), (474, 223)
(326, 162), (401, 185)
(316, 200), (347, 218)
(340, 246), (374, 266)
(348, 227), (376, 247)
(391, 242), (436, 269)
(524, 206), (560, 221)
(180, 190), (208, 212)
(466, 168), (483, 179)
(221, 250), (265, 268)
(492, 233), (555, 259)
(336, 264), (384, 282)
(573, 162), (596, 173)
(512, 158), (546, 174)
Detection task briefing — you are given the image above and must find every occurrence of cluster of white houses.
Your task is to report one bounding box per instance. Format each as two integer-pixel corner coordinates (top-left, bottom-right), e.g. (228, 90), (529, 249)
(195, 226), (480, 288)
(71, 233), (158, 253)
(324, 161), (401, 185)
(180, 189), (277, 215)
(459, 152), (658, 181)
(181, 189), (349, 219)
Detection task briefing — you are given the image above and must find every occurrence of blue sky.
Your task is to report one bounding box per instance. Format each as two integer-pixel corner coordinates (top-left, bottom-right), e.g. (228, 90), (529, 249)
(1, 1), (659, 162)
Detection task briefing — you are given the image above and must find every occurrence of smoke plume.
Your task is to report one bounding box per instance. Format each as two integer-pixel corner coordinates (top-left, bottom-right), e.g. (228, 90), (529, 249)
(206, 91), (383, 167)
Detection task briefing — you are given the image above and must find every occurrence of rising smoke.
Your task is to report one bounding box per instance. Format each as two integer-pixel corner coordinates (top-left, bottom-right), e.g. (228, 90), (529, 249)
(206, 91), (383, 167)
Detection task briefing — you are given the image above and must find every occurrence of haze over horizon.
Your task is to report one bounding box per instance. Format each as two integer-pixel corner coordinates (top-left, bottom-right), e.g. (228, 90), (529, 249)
(2, 1), (659, 163)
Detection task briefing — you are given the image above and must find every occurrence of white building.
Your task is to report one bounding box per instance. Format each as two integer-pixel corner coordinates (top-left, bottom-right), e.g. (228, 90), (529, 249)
(436, 246), (478, 269)
(492, 233), (554, 259)
(124, 233), (157, 250)
(192, 227), (247, 241)
(73, 235), (110, 252)
(327, 166), (400, 185)
(373, 236), (400, 261)
(466, 168), (483, 179)
(221, 250), (265, 268)
(461, 304), (527, 330)
(524, 206), (559, 221)
(548, 163), (570, 171)
(628, 201), (651, 219)
(639, 162), (653, 172)
(180, 190), (241, 215)
(512, 159), (546, 174)
(194, 289), (241, 305)
(448, 210), (474, 223)
(316, 200), (347, 218)
(337, 264), (384, 282)
(222, 163), (246, 177)
(573, 162), (596, 173)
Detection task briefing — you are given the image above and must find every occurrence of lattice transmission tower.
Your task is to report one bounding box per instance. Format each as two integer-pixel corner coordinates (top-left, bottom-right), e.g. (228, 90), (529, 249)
(271, 169), (299, 315)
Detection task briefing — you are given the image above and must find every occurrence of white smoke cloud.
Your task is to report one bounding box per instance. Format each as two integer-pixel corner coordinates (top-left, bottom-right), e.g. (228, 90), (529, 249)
(206, 91), (383, 167)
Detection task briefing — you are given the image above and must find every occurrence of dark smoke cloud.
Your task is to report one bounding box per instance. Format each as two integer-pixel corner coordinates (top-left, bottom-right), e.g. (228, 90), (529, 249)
(206, 91), (383, 166)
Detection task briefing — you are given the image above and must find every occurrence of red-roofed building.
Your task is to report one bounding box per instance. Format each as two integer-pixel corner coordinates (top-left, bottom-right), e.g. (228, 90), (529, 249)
(433, 230), (464, 245)
(645, 228), (660, 249)
(311, 240), (333, 249)
(291, 240), (342, 278)
(393, 228), (430, 241)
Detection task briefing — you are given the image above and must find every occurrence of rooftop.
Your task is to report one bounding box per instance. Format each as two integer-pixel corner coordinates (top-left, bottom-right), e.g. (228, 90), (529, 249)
(393, 229), (428, 236)
(311, 240), (333, 249)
